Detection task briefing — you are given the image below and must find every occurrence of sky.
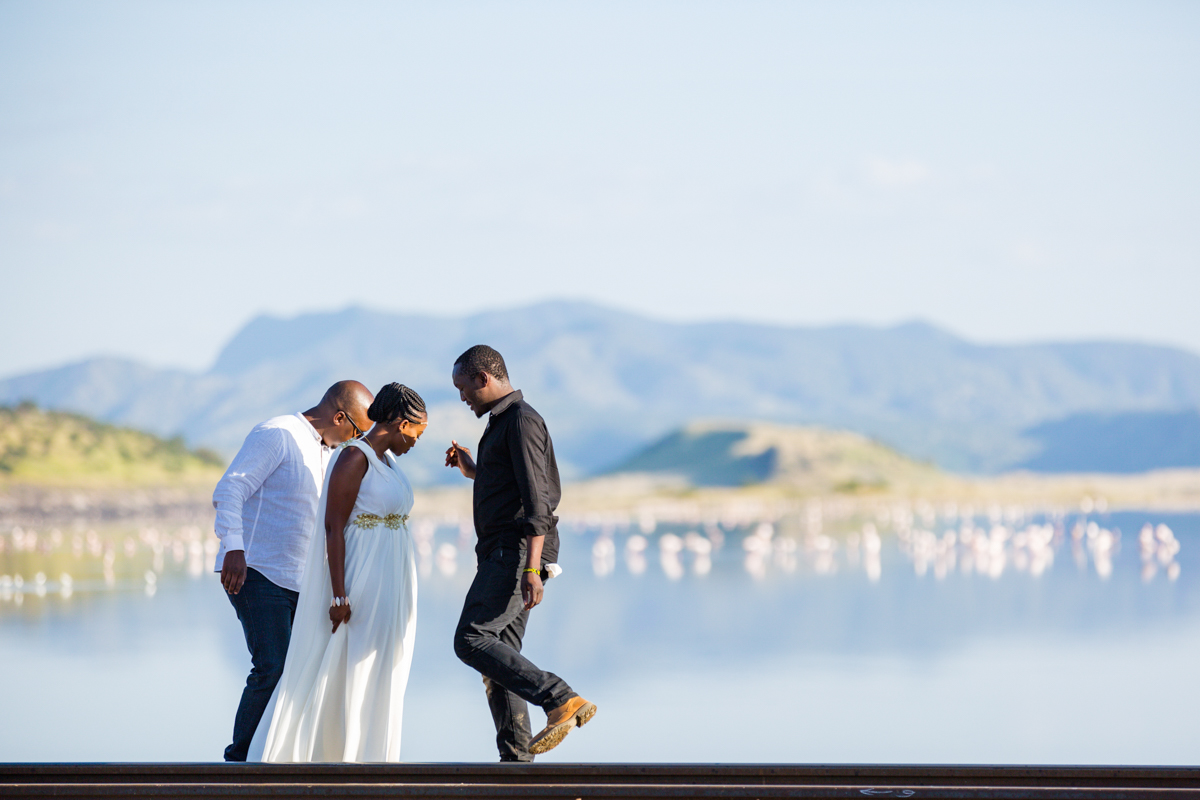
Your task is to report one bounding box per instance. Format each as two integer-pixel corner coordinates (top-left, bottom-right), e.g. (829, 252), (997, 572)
(1, 1), (1198, 378)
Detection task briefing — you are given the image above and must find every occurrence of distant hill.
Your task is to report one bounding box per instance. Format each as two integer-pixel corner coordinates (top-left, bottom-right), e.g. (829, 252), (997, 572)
(611, 421), (940, 492)
(1018, 409), (1200, 473)
(0, 402), (225, 486)
(3, 302), (1200, 483)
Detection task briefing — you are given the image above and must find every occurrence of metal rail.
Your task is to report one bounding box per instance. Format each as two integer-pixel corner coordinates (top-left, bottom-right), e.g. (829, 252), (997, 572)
(1, 763), (1197, 799)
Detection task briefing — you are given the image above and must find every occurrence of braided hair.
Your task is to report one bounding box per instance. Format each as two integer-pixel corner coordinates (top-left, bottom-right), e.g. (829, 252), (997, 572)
(367, 383), (427, 425)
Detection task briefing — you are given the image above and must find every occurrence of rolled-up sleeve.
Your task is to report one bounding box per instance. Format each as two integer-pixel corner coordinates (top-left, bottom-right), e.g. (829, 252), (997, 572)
(212, 427), (285, 553)
(507, 414), (555, 539)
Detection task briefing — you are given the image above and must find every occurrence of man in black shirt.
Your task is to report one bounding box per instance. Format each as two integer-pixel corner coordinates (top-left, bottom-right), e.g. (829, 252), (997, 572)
(445, 345), (597, 760)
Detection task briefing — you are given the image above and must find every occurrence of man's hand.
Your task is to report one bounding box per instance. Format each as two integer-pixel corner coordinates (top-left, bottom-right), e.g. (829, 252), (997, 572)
(445, 440), (477, 480)
(221, 549), (247, 594)
(330, 602), (352, 633)
(521, 570), (544, 610)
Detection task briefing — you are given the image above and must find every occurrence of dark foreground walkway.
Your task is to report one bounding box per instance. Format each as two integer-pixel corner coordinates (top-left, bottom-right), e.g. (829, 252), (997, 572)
(1, 763), (1197, 799)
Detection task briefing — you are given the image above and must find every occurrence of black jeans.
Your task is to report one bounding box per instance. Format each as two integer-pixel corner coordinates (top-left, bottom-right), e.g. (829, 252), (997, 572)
(224, 567), (298, 762)
(454, 545), (576, 762)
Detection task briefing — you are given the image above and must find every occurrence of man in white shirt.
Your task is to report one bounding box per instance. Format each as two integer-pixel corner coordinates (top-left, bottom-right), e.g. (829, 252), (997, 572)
(213, 380), (374, 762)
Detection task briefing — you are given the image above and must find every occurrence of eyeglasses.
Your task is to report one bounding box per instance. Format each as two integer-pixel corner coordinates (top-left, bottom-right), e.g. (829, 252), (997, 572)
(339, 410), (365, 440)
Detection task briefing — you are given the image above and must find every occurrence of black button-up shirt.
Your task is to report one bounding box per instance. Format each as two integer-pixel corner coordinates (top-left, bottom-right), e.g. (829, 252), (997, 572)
(472, 390), (561, 564)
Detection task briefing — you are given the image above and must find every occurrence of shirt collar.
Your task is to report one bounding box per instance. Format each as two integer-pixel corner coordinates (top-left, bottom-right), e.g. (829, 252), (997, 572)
(488, 390), (523, 418)
(295, 413), (326, 446)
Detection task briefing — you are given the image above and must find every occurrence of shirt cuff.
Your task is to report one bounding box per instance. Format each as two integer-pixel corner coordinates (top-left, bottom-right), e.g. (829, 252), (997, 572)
(522, 525), (546, 540)
(221, 535), (245, 552)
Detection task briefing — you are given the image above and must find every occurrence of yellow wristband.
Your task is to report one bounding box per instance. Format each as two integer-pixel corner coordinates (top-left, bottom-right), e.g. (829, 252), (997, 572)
(523, 568), (539, 574)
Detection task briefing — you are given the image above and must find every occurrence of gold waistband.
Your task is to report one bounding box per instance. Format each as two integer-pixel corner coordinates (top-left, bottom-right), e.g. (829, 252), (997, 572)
(352, 513), (409, 530)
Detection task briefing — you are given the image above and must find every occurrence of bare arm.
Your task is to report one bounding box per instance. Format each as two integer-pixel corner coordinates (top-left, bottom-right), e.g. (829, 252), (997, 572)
(324, 446), (368, 633)
(522, 533), (545, 610)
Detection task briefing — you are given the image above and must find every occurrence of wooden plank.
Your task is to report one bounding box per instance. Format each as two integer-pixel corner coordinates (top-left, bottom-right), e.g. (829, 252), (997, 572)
(0, 764), (1196, 799)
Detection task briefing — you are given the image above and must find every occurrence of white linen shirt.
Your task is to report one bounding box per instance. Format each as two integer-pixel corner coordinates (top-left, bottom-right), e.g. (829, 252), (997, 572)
(211, 413), (331, 592)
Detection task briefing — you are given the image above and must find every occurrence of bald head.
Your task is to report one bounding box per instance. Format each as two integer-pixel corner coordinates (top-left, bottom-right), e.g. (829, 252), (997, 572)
(320, 380), (374, 414)
(305, 380), (375, 446)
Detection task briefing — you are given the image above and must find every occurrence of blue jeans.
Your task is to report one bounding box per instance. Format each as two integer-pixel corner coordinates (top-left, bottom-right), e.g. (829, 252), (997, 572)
(223, 568), (298, 762)
(453, 545), (576, 762)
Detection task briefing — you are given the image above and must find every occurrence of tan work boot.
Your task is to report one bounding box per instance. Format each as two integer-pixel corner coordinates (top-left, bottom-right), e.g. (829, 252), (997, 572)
(528, 696), (597, 755)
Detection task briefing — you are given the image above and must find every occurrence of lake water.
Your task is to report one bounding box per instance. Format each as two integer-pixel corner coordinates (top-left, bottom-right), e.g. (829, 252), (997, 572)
(1, 506), (1197, 764)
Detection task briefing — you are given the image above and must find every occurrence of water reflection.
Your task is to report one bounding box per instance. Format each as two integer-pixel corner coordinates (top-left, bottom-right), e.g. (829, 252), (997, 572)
(569, 504), (1183, 586)
(591, 535), (615, 577)
(624, 534), (647, 575)
(1140, 523), (1181, 582)
(1, 521), (219, 606)
(0, 502), (1189, 609)
(2, 506), (1198, 764)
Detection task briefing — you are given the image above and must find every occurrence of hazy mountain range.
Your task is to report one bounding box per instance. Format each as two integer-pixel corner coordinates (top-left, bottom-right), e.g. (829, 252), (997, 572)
(2, 301), (1200, 485)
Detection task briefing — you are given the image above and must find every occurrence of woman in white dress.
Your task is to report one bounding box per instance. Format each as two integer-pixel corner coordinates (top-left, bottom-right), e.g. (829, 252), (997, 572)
(247, 383), (428, 762)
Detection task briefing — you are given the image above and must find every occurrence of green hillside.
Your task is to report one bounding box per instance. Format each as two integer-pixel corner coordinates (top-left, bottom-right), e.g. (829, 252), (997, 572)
(611, 420), (940, 493)
(0, 402), (226, 486)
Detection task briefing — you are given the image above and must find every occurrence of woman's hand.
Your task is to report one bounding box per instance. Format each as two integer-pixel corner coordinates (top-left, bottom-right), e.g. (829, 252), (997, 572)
(330, 601), (352, 633)
(445, 440), (477, 479)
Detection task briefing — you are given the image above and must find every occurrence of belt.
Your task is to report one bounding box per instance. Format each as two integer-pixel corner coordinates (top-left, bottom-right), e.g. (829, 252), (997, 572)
(352, 513), (409, 530)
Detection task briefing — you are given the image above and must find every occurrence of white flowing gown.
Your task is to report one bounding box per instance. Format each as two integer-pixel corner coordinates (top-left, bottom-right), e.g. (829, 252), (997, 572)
(246, 438), (418, 762)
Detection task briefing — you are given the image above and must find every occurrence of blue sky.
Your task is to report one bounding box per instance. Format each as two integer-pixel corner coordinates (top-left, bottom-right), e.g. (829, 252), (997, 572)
(1, 1), (1198, 377)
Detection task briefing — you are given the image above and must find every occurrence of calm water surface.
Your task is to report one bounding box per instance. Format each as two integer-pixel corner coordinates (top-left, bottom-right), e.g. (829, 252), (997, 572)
(1, 508), (1196, 764)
